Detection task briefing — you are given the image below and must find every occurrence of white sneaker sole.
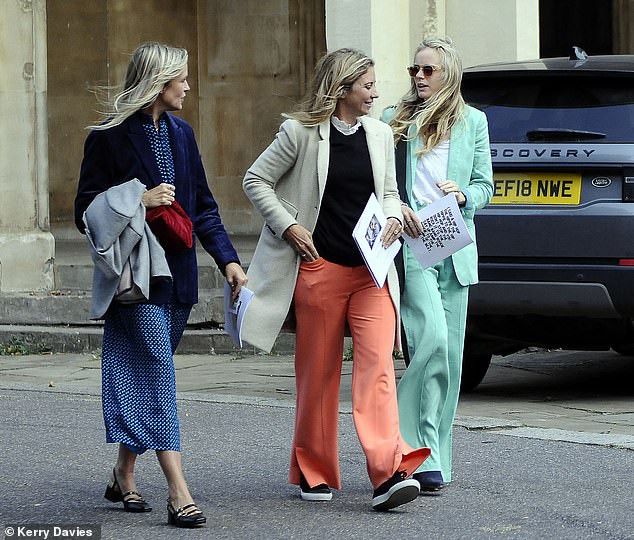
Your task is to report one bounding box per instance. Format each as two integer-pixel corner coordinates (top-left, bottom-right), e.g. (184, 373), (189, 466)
(300, 490), (333, 501)
(372, 479), (420, 511)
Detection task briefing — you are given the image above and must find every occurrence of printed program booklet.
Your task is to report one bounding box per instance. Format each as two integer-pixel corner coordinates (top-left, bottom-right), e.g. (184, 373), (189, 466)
(403, 193), (473, 269)
(223, 283), (254, 348)
(352, 193), (402, 288)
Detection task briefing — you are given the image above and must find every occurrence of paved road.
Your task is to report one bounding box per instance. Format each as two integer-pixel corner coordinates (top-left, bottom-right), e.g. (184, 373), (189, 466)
(2, 347), (632, 446)
(0, 348), (632, 539)
(460, 348), (634, 448)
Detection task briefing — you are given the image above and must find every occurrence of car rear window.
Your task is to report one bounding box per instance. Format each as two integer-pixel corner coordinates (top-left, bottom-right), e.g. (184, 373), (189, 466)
(462, 74), (634, 143)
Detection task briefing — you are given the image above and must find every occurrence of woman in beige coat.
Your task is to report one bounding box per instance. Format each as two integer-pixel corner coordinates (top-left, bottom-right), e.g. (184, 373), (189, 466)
(241, 48), (429, 511)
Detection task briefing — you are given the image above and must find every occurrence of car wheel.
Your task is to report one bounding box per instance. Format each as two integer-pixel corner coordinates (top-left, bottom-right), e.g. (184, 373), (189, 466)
(460, 351), (492, 392)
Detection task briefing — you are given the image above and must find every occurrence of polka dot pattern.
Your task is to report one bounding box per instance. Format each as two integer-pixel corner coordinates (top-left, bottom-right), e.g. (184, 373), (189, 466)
(142, 115), (175, 184)
(101, 301), (191, 454)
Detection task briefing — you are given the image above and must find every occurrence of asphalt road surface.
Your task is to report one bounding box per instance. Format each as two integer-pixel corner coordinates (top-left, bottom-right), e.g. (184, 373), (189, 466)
(0, 348), (632, 539)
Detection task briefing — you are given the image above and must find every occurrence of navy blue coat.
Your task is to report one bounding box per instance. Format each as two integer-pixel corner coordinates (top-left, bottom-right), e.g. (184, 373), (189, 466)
(75, 111), (240, 306)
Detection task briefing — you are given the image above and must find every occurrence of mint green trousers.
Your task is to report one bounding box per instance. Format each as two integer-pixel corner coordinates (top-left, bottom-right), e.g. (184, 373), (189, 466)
(397, 246), (469, 483)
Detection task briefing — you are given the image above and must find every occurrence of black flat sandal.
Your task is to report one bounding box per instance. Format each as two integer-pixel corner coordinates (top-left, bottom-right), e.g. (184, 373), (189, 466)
(167, 500), (207, 528)
(104, 468), (152, 513)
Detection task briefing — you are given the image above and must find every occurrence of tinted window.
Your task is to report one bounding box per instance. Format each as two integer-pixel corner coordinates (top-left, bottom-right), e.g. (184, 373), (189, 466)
(462, 74), (634, 142)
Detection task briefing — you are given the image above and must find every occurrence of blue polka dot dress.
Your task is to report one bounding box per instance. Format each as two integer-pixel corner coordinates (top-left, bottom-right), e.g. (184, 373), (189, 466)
(142, 115), (176, 183)
(102, 303), (191, 453)
(101, 114), (190, 454)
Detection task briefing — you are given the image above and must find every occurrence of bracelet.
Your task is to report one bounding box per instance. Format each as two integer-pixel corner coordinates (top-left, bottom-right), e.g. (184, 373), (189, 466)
(400, 201), (410, 208)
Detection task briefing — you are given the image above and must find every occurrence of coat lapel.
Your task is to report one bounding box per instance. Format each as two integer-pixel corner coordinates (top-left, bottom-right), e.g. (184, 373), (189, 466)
(165, 113), (186, 190)
(447, 115), (467, 187)
(361, 117), (384, 200)
(127, 114), (162, 187)
(407, 125), (422, 204)
(317, 120), (330, 201)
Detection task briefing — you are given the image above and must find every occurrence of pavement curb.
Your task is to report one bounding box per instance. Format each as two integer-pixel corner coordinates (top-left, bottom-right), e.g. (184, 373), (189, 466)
(0, 324), (296, 355)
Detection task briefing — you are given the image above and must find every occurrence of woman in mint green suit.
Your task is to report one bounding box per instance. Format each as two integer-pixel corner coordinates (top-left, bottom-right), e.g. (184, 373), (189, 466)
(382, 37), (493, 491)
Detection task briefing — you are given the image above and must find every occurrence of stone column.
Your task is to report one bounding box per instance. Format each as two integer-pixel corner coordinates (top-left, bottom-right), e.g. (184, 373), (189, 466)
(325, 0), (540, 112)
(0, 0), (55, 292)
(325, 0), (426, 117)
(446, 0), (539, 67)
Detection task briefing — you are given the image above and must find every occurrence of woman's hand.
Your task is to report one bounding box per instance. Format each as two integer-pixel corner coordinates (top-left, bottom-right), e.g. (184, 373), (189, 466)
(142, 183), (176, 209)
(282, 224), (319, 262)
(381, 217), (403, 248)
(401, 204), (424, 238)
(436, 180), (466, 206)
(225, 262), (248, 303)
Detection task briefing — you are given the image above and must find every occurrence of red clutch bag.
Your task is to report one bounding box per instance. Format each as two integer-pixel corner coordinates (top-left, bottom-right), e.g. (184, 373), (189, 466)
(145, 200), (193, 251)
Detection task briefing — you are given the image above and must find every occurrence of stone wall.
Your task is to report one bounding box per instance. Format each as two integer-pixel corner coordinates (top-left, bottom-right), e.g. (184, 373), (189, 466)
(0, 0), (54, 292)
(46, 0), (198, 238)
(46, 0), (325, 238)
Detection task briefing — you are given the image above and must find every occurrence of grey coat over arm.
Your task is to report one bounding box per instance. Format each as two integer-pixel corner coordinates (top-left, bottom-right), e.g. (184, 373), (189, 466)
(82, 178), (172, 319)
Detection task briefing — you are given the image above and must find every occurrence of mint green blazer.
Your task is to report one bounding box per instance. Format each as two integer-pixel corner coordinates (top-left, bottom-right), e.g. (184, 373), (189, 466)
(382, 105), (493, 286)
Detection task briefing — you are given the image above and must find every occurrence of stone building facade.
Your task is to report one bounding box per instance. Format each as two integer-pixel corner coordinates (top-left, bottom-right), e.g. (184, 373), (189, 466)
(2, 0), (630, 293)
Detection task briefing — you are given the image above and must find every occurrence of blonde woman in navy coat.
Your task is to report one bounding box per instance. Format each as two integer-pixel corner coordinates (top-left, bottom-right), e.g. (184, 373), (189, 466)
(382, 37), (493, 491)
(75, 42), (246, 527)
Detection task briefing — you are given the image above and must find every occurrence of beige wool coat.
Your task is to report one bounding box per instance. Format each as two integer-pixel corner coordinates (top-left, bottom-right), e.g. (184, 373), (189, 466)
(241, 115), (403, 353)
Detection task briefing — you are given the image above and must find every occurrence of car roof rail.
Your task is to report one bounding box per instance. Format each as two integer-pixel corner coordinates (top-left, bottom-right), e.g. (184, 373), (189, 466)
(570, 46), (588, 60)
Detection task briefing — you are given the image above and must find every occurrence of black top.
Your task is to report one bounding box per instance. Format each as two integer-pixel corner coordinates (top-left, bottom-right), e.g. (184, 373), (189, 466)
(313, 125), (375, 266)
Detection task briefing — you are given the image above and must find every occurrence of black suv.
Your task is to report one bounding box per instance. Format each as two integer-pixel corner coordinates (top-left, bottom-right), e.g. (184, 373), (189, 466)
(460, 48), (634, 390)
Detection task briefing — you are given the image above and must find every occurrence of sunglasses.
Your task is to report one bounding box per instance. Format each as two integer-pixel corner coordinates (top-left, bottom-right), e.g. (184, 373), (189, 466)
(407, 64), (441, 78)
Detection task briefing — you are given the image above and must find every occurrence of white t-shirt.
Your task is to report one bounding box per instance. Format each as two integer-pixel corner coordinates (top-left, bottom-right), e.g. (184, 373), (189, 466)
(412, 139), (450, 206)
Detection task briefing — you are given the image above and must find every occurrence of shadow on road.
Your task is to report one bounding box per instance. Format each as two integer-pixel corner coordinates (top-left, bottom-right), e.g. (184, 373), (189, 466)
(472, 349), (634, 399)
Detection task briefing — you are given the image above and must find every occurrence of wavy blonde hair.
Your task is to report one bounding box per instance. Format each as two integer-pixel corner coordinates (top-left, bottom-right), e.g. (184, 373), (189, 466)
(284, 48), (374, 126)
(388, 37), (465, 154)
(87, 42), (188, 130)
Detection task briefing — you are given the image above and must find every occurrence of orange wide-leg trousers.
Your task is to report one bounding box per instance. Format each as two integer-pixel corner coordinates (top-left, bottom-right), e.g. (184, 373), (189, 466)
(289, 258), (429, 490)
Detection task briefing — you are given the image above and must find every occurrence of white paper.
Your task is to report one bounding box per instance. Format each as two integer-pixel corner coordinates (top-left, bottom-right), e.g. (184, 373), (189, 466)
(403, 193), (473, 269)
(352, 193), (402, 288)
(223, 283), (254, 348)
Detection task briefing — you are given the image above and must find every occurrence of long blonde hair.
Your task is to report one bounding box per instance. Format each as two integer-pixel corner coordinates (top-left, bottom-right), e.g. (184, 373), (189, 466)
(284, 48), (374, 126)
(388, 37), (464, 153)
(87, 42), (188, 130)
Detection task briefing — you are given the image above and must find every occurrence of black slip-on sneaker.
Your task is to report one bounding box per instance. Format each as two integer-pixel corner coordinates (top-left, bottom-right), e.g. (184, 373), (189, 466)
(300, 477), (333, 501)
(372, 471), (420, 511)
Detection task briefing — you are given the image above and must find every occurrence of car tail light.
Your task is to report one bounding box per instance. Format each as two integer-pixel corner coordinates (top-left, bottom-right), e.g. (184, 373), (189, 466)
(618, 259), (634, 266)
